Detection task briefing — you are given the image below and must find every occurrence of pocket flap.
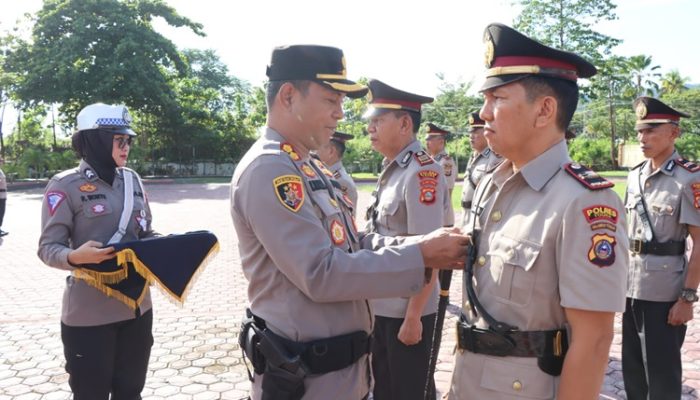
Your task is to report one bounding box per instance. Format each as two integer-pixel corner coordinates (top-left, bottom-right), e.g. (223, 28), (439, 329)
(480, 358), (554, 399)
(488, 235), (542, 271)
(380, 197), (401, 216)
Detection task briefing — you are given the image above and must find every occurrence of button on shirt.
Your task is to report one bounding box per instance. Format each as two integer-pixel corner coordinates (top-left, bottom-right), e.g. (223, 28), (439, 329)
(449, 140), (627, 399)
(625, 150), (700, 301)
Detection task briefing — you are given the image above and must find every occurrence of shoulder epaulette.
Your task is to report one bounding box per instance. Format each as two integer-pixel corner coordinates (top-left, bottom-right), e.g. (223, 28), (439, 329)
(414, 151), (434, 166)
(486, 159), (504, 173)
(632, 160), (645, 170)
(674, 158), (700, 172)
(563, 163), (614, 190)
(53, 168), (80, 181)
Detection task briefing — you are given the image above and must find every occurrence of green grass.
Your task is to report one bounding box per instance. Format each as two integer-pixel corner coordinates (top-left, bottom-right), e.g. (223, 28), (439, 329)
(599, 170), (630, 178)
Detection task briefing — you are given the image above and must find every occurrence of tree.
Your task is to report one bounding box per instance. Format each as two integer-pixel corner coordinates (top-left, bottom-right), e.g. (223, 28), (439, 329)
(660, 70), (690, 96)
(626, 55), (661, 97)
(513, 0), (621, 65)
(5, 0), (204, 120)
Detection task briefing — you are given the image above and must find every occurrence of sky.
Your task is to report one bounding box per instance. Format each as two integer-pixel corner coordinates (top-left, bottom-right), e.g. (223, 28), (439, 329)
(1, 0), (699, 135)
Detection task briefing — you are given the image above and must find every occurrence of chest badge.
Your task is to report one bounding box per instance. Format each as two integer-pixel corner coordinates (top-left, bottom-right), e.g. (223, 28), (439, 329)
(91, 204), (107, 214)
(274, 175), (305, 212)
(330, 220), (346, 245)
(300, 163), (317, 178)
(79, 183), (97, 193)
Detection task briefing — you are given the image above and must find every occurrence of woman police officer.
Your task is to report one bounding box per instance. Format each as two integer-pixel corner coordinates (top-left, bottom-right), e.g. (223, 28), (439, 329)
(38, 103), (156, 399)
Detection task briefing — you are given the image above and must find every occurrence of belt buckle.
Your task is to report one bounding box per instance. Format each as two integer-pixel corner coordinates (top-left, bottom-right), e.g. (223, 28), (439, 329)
(632, 239), (642, 254)
(474, 328), (515, 357)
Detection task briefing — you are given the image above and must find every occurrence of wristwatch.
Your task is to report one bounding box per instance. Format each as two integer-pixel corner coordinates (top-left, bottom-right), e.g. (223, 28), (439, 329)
(680, 288), (699, 303)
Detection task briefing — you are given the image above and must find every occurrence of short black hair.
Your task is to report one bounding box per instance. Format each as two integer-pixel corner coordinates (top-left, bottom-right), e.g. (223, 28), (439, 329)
(266, 80), (311, 110)
(519, 76), (578, 131)
(392, 110), (421, 134)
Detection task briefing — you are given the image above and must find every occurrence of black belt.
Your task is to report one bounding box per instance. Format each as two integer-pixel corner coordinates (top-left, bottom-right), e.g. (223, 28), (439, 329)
(629, 239), (685, 256)
(456, 321), (567, 358)
(461, 200), (471, 209)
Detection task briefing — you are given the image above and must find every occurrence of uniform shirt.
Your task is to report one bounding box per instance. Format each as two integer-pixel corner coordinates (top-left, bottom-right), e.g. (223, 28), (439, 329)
(328, 160), (358, 216)
(449, 140), (628, 399)
(460, 148), (502, 227)
(230, 127), (428, 400)
(625, 150), (700, 302)
(38, 160), (154, 326)
(367, 140), (444, 318)
(0, 168), (6, 200)
(434, 151), (456, 226)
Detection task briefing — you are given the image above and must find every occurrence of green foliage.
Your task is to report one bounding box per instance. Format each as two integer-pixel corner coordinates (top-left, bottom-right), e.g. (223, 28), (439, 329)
(568, 137), (613, 169)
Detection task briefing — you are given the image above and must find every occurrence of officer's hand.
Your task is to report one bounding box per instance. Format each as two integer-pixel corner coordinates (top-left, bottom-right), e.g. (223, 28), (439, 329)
(68, 240), (116, 265)
(668, 300), (694, 326)
(419, 227), (470, 269)
(398, 317), (422, 346)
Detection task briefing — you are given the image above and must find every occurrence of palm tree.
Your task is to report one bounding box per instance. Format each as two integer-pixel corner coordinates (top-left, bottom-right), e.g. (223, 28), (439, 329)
(660, 70), (690, 95)
(627, 55), (661, 97)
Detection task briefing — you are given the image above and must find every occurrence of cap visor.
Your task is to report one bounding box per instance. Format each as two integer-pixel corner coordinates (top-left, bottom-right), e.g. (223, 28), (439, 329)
(322, 80), (368, 98)
(362, 106), (394, 119)
(480, 74), (530, 92)
(103, 127), (137, 136)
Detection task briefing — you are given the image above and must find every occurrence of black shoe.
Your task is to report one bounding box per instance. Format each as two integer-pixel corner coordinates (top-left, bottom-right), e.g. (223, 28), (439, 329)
(0, 230), (8, 237)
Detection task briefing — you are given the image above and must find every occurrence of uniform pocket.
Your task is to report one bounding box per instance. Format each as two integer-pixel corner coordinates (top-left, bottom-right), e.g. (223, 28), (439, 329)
(487, 235), (542, 305)
(480, 358), (555, 399)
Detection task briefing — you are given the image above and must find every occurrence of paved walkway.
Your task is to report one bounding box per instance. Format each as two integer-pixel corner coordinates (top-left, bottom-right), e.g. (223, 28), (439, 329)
(0, 182), (698, 399)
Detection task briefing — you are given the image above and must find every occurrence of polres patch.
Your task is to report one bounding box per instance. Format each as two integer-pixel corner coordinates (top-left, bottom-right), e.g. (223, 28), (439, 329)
(273, 175), (304, 212)
(588, 233), (616, 267)
(46, 191), (66, 216)
(583, 205), (619, 224)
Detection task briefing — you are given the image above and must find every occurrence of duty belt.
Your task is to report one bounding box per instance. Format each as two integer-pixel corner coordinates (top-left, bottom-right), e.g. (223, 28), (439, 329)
(629, 239), (685, 256)
(456, 320), (567, 358)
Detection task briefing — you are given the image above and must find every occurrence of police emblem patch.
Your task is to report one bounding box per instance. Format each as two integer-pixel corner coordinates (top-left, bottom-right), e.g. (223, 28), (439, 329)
(330, 220), (346, 245)
(693, 183), (700, 209)
(274, 175), (304, 212)
(588, 233), (616, 267)
(46, 191), (66, 216)
(84, 168), (96, 179)
(91, 204), (106, 214)
(79, 183), (97, 193)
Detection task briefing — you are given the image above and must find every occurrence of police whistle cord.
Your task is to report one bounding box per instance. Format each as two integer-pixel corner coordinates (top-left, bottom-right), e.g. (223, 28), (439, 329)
(424, 269), (453, 400)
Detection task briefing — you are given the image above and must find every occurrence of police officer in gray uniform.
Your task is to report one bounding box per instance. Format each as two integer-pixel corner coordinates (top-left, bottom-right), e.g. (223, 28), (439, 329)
(230, 45), (469, 400)
(38, 103), (155, 400)
(0, 157), (7, 237)
(316, 131), (358, 214)
(460, 111), (501, 227)
(426, 123), (456, 227)
(623, 97), (699, 400)
(364, 79), (443, 399)
(449, 23), (628, 399)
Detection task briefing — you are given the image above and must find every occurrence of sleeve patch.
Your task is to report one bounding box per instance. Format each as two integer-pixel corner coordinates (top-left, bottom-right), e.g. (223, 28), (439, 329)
(414, 151), (434, 166)
(330, 220), (346, 245)
(564, 163), (614, 190)
(588, 233), (616, 267)
(273, 175), (304, 212)
(675, 158), (700, 172)
(46, 191), (67, 216)
(582, 205), (619, 224)
(418, 171), (438, 205)
(693, 183), (700, 209)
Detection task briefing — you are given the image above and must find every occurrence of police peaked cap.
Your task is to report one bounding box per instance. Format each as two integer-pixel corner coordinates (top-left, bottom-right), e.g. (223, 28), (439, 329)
(363, 79), (434, 118)
(426, 123), (450, 139)
(468, 111), (486, 132)
(634, 96), (690, 130)
(331, 131), (354, 143)
(481, 23), (597, 91)
(266, 45), (368, 98)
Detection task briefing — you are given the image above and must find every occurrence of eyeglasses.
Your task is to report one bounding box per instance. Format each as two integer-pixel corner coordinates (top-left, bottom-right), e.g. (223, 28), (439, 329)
(113, 136), (133, 149)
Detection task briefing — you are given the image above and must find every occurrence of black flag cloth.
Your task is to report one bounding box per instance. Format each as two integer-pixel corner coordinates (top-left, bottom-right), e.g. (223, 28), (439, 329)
(73, 231), (219, 309)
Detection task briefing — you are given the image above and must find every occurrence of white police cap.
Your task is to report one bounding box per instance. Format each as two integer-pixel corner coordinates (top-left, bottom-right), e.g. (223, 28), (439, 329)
(76, 103), (136, 136)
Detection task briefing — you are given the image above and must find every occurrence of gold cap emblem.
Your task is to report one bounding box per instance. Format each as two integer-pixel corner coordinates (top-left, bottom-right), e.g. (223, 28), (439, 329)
(636, 102), (647, 119)
(468, 115), (475, 125)
(484, 36), (495, 67)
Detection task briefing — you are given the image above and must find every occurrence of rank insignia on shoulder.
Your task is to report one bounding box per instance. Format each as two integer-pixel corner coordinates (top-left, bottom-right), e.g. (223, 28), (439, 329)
(588, 233), (616, 267)
(414, 151), (434, 166)
(79, 183), (97, 193)
(280, 143), (300, 161)
(300, 163), (317, 178)
(46, 191), (66, 216)
(312, 159), (334, 177)
(273, 175), (304, 212)
(564, 163), (613, 190)
(675, 158), (700, 172)
(330, 220), (346, 245)
(333, 170), (341, 179)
